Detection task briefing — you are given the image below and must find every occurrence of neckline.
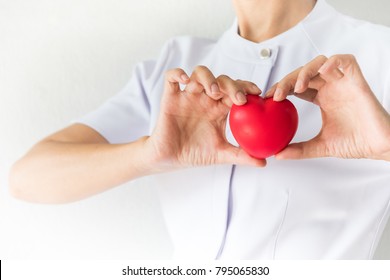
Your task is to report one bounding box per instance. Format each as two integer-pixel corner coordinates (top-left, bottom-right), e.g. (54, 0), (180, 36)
(234, 0), (334, 46)
(217, 0), (336, 63)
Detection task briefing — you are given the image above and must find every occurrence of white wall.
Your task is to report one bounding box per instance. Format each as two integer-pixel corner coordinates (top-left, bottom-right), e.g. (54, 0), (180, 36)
(1, 0), (389, 259)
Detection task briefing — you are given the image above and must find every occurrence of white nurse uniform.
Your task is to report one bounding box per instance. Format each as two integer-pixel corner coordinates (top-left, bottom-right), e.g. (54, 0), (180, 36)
(78, 0), (390, 259)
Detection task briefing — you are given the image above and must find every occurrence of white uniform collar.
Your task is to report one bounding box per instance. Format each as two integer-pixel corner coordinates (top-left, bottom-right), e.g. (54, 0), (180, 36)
(217, 0), (336, 64)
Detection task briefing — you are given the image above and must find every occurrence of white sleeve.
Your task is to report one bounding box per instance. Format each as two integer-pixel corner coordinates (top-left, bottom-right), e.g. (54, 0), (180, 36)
(75, 39), (172, 144)
(384, 70), (390, 113)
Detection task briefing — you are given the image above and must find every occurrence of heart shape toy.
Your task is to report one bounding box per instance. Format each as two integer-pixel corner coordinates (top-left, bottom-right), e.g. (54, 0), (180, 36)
(229, 95), (298, 159)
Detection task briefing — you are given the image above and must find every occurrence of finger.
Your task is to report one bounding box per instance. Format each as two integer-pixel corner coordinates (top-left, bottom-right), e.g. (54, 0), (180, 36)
(293, 88), (319, 104)
(271, 68), (302, 101)
(294, 55), (328, 93)
(270, 55), (328, 102)
(264, 83), (278, 98)
(164, 68), (190, 93)
(275, 137), (326, 160)
(265, 81), (296, 100)
(292, 75), (325, 104)
(220, 144), (267, 167)
(217, 75), (249, 106)
(235, 79), (262, 95)
(266, 77), (323, 104)
(318, 55), (353, 82)
(184, 80), (205, 95)
(188, 65), (221, 99)
(307, 74), (326, 91)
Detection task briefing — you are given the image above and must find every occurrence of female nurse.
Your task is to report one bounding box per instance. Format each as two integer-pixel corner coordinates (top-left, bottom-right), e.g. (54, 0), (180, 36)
(9, 0), (390, 259)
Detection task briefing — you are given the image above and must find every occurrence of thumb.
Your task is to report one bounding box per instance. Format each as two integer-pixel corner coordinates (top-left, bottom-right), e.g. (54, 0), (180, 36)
(275, 138), (326, 160)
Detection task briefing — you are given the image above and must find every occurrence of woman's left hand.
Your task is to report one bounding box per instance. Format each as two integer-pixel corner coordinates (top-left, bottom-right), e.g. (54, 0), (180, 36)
(265, 54), (390, 161)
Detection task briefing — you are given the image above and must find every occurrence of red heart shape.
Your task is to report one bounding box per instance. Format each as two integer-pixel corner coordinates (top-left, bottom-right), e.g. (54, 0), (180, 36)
(229, 95), (298, 159)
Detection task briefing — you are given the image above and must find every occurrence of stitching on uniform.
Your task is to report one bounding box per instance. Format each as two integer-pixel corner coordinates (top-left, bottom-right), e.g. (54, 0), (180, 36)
(299, 23), (321, 55)
(273, 189), (290, 259)
(368, 196), (390, 258)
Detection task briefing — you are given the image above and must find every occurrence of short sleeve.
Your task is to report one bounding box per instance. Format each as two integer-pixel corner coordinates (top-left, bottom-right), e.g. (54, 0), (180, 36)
(75, 41), (172, 144)
(384, 71), (390, 112)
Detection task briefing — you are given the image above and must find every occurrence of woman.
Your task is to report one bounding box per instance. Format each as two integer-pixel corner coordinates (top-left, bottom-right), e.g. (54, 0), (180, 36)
(10, 0), (390, 259)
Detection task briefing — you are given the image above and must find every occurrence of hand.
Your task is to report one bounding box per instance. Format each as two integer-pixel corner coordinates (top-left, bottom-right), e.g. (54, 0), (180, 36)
(146, 66), (266, 170)
(265, 55), (390, 161)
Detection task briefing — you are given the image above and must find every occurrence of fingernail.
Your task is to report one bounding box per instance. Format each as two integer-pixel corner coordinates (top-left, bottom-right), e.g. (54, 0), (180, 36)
(181, 74), (189, 82)
(236, 91), (247, 104)
(274, 88), (282, 101)
(252, 84), (262, 93)
(211, 83), (220, 93)
(264, 87), (274, 98)
(294, 80), (303, 93)
(318, 64), (327, 74)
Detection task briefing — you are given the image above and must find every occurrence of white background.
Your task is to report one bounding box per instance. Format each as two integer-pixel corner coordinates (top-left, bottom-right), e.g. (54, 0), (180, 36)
(1, 0), (390, 259)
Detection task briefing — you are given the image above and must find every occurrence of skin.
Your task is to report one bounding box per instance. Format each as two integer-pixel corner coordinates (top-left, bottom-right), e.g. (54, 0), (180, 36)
(9, 1), (390, 204)
(265, 54), (390, 161)
(233, 0), (316, 42)
(9, 67), (264, 204)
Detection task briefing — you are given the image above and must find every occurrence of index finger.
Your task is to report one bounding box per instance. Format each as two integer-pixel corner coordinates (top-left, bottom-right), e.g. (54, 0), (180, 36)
(187, 65), (220, 98)
(265, 55), (328, 101)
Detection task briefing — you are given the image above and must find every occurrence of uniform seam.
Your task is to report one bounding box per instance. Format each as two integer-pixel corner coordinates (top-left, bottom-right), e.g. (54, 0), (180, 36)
(368, 196), (390, 258)
(299, 23), (322, 55)
(215, 165), (236, 259)
(148, 39), (174, 97)
(272, 189), (290, 259)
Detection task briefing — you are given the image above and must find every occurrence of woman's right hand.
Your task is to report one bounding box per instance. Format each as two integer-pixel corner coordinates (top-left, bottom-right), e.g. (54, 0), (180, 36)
(145, 66), (266, 171)
(8, 65), (264, 204)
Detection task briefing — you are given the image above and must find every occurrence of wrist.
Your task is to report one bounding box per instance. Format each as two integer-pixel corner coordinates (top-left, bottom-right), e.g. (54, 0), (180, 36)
(126, 136), (158, 177)
(371, 111), (390, 162)
(132, 136), (176, 176)
(379, 122), (390, 162)
(382, 133), (390, 161)
(382, 115), (390, 161)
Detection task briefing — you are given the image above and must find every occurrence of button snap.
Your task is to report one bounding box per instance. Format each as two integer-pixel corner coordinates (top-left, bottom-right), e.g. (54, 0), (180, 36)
(260, 48), (272, 59)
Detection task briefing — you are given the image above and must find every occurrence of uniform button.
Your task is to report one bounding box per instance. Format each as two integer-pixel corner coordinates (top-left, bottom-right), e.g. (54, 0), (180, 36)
(259, 48), (272, 59)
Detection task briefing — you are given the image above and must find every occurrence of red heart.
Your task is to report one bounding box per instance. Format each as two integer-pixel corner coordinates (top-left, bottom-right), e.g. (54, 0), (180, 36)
(229, 95), (298, 159)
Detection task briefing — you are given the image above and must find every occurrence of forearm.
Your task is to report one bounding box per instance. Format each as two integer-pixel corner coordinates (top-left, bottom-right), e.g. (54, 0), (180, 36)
(9, 137), (156, 204)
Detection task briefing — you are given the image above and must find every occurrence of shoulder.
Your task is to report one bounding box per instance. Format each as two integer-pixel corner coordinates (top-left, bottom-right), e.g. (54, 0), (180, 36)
(166, 35), (216, 50)
(139, 35), (217, 74)
(159, 36), (217, 66)
(301, 4), (390, 56)
(133, 35), (217, 82)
